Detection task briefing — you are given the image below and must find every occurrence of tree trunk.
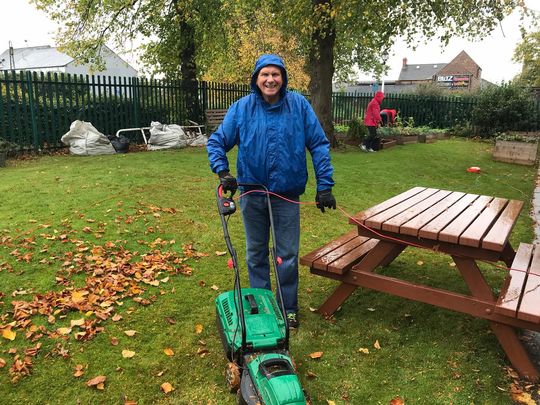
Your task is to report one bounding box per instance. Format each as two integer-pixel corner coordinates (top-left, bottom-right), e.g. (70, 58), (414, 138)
(178, 15), (202, 122)
(308, 0), (337, 147)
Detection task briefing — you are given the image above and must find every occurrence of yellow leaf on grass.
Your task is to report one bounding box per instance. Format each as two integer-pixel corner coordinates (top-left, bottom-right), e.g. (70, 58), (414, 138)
(215, 251), (227, 256)
(309, 351), (323, 359)
(210, 285), (219, 291)
(124, 330), (137, 337)
(71, 290), (88, 304)
(57, 327), (72, 335)
(122, 350), (136, 358)
(163, 348), (175, 356)
(2, 328), (16, 341)
(358, 348), (370, 354)
(327, 401), (336, 405)
(195, 324), (203, 334)
(416, 260), (424, 266)
(70, 318), (85, 327)
(161, 382), (174, 393)
(0, 358), (6, 368)
(374, 340), (381, 350)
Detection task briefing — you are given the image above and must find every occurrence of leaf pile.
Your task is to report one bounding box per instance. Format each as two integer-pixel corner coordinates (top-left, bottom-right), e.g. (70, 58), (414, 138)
(0, 202), (205, 383)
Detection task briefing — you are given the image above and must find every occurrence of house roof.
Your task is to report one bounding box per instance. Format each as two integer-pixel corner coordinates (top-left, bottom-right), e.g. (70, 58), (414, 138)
(0, 45), (72, 70)
(398, 63), (447, 81)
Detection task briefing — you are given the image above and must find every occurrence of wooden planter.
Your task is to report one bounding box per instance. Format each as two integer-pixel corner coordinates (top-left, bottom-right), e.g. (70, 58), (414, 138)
(380, 138), (396, 150)
(493, 140), (538, 166)
(426, 134), (438, 143)
(395, 135), (418, 145)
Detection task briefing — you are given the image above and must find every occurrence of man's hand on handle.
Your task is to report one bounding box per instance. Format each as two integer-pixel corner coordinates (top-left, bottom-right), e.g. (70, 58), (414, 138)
(316, 189), (336, 213)
(218, 171), (237, 194)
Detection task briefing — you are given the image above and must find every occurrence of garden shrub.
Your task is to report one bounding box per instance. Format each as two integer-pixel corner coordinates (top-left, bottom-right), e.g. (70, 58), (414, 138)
(347, 117), (367, 141)
(471, 82), (537, 137)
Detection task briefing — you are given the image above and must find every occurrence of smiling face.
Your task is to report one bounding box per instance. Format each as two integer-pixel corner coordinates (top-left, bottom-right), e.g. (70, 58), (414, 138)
(256, 65), (283, 104)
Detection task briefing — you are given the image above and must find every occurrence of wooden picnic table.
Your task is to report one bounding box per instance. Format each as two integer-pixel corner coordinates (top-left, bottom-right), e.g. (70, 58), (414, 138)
(300, 186), (540, 380)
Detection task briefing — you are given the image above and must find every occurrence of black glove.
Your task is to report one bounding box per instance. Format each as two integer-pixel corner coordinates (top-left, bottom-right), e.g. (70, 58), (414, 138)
(218, 170), (237, 194)
(316, 189), (336, 213)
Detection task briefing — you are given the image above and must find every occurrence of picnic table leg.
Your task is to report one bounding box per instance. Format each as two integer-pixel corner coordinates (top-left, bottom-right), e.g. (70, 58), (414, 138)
(317, 241), (405, 317)
(452, 255), (539, 380)
(500, 242), (516, 268)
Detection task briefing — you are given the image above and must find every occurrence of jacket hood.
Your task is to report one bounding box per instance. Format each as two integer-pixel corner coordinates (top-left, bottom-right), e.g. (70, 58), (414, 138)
(250, 54), (288, 98)
(374, 91), (385, 104)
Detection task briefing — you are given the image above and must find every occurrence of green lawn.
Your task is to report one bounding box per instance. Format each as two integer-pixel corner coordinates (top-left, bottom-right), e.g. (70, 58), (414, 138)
(0, 138), (536, 404)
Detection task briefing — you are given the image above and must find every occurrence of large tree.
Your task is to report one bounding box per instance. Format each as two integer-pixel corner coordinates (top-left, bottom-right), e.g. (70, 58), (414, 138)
(31, 0), (224, 121)
(513, 29), (540, 87)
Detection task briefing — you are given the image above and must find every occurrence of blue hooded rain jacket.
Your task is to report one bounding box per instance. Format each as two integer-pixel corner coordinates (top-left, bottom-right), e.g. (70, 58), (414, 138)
(206, 54), (334, 196)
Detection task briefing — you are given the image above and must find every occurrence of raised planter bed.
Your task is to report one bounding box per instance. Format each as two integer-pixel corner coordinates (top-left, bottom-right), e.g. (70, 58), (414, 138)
(395, 135), (418, 145)
(380, 138), (396, 149)
(493, 140), (538, 166)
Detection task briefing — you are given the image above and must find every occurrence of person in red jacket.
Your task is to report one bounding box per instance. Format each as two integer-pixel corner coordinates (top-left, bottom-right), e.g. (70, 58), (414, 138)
(380, 108), (397, 126)
(361, 91), (385, 152)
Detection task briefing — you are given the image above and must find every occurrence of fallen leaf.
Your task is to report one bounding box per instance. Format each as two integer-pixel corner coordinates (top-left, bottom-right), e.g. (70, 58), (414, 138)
(71, 290), (88, 304)
(390, 397), (405, 405)
(195, 324), (203, 334)
(124, 330), (137, 337)
(215, 251), (227, 256)
(210, 285), (219, 291)
(367, 307), (376, 312)
(112, 314), (123, 322)
(161, 382), (174, 394)
(74, 364), (85, 378)
(70, 318), (85, 327)
(309, 351), (323, 359)
(358, 348), (370, 354)
(327, 401), (336, 405)
(449, 262), (456, 267)
(374, 340), (381, 350)
(110, 337), (119, 346)
(197, 347), (209, 357)
(86, 375), (106, 387)
(0, 358), (6, 368)
(306, 370), (318, 379)
(124, 401), (138, 405)
(2, 327), (16, 341)
(309, 307), (317, 312)
(122, 350), (136, 358)
(165, 317), (176, 325)
(416, 260), (424, 266)
(57, 327), (72, 335)
(163, 348), (175, 356)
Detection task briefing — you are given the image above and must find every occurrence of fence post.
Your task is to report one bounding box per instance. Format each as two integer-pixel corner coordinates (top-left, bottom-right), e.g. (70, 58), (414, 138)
(132, 77), (140, 128)
(26, 71), (40, 151)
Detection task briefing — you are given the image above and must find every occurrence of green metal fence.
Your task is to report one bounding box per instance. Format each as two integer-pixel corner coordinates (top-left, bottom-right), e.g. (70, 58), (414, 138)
(0, 70), (538, 151)
(332, 92), (478, 128)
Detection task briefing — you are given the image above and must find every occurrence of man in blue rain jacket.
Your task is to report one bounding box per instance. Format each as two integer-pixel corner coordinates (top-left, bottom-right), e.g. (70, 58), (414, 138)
(207, 54), (336, 328)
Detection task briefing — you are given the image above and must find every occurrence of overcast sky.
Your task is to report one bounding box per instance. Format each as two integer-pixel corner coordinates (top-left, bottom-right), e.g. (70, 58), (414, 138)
(0, 0), (537, 84)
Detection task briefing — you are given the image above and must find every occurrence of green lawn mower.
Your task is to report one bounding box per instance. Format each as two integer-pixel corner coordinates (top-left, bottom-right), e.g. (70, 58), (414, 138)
(215, 184), (309, 405)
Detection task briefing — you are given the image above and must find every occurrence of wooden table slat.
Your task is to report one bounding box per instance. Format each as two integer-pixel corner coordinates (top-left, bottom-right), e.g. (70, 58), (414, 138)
(400, 191), (466, 236)
(328, 239), (379, 274)
(349, 187), (426, 225)
(517, 245), (540, 323)
(496, 244), (533, 317)
(365, 188), (440, 229)
(312, 235), (371, 270)
(382, 189), (453, 233)
(417, 193), (479, 240)
(437, 195), (493, 244)
(482, 200), (525, 251)
(459, 198), (509, 247)
(299, 230), (358, 267)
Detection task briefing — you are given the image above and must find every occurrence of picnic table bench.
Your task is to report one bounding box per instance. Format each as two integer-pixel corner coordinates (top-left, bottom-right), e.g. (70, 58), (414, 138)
(300, 186), (540, 380)
(205, 108), (228, 134)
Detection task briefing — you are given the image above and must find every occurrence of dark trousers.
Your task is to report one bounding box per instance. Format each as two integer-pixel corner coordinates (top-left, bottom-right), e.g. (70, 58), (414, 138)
(363, 126), (380, 150)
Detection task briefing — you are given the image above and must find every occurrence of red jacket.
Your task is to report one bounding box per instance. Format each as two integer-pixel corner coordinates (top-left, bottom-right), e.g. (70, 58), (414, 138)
(364, 91), (385, 127)
(381, 108), (396, 124)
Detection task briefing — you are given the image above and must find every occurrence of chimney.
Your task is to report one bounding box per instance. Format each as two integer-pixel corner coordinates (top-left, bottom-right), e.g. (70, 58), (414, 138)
(402, 57), (408, 67)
